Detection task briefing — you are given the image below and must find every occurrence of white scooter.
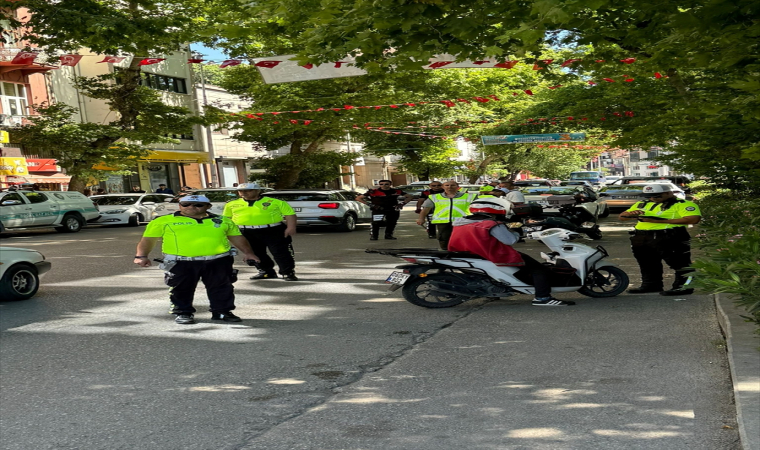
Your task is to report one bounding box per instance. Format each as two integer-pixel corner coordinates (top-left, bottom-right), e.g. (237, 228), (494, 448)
(369, 228), (629, 308)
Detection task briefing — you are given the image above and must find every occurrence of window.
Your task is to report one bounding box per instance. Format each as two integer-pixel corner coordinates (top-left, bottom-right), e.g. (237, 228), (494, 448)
(629, 152), (640, 162)
(139, 73), (188, 94)
(1, 82), (28, 117)
(1, 192), (24, 204)
(22, 192), (48, 204)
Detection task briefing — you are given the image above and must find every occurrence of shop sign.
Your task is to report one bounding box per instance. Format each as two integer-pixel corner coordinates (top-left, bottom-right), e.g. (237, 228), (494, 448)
(0, 157), (28, 175)
(25, 158), (59, 172)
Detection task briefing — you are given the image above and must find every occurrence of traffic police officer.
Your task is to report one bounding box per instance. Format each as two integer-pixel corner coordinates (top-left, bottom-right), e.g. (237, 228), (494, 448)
(619, 184), (702, 295)
(223, 183), (299, 281)
(416, 180), (478, 250)
(415, 181), (445, 238)
(356, 180), (412, 240)
(134, 195), (259, 324)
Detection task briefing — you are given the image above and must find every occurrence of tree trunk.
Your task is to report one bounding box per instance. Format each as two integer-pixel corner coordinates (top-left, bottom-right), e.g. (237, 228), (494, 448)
(273, 139), (322, 189)
(467, 155), (499, 183)
(68, 175), (87, 193)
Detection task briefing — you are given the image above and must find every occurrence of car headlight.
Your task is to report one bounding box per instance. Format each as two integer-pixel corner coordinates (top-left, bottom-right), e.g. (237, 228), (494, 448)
(104, 209), (128, 214)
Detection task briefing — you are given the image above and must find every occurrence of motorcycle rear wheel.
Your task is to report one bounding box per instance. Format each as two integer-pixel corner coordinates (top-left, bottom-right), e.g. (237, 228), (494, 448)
(578, 266), (629, 297)
(401, 273), (473, 308)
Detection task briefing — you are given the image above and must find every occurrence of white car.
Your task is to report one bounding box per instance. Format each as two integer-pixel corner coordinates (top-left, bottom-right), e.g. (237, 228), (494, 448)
(266, 189), (371, 231)
(91, 193), (177, 226)
(0, 247), (52, 300)
(519, 185), (610, 219)
(0, 189), (100, 233)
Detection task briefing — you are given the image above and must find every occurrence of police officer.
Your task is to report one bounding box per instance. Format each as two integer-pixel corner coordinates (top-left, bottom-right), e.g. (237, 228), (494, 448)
(415, 181), (445, 238)
(416, 180), (478, 250)
(619, 184), (702, 295)
(134, 195), (260, 324)
(356, 180), (412, 240)
(223, 183), (299, 281)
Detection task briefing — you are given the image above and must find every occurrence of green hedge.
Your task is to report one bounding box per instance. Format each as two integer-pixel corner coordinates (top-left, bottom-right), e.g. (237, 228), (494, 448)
(690, 184), (760, 332)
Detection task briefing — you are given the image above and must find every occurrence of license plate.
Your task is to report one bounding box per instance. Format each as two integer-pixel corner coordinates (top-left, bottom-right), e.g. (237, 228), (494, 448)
(523, 226), (541, 232)
(292, 207), (301, 212)
(385, 271), (410, 285)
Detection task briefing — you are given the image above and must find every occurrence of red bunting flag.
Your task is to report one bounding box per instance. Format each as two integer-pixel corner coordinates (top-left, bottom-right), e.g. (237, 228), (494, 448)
(654, 72), (663, 79)
(560, 59), (582, 67)
(441, 100), (456, 107)
(334, 61), (350, 68)
(389, 105), (399, 108)
(595, 60), (606, 63)
(620, 58), (636, 64)
(429, 61), (454, 69)
(304, 120), (312, 125)
(567, 116), (574, 120)
(588, 81), (597, 85)
(98, 56), (125, 64)
(524, 90), (534, 96)
(547, 85), (562, 89)
(344, 105), (354, 110)
(246, 114), (263, 121)
(11, 52), (37, 65)
(219, 59), (242, 68)
(188, 58), (205, 64)
(624, 77), (634, 82)
(255, 61), (282, 68)
(138, 58), (165, 66)
(602, 78), (615, 82)
(457, 98), (471, 103)
(289, 119), (298, 124)
(487, 95), (500, 101)
(624, 111), (634, 117)
(301, 63), (314, 69)
(532, 59), (554, 70)
(59, 54), (83, 66)
(405, 102), (416, 107)
(271, 112), (280, 115)
(495, 61), (518, 69)
(473, 97), (490, 103)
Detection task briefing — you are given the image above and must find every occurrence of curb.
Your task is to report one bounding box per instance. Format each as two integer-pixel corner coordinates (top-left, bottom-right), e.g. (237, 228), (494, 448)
(714, 294), (760, 450)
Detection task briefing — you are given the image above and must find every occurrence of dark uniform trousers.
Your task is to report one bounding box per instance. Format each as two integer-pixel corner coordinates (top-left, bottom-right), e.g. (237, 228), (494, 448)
(426, 213), (436, 238)
(630, 227), (693, 289)
(371, 210), (400, 238)
(165, 256), (236, 314)
(241, 225), (295, 275)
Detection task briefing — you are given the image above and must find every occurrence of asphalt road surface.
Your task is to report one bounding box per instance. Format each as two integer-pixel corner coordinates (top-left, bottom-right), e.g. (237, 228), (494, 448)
(0, 209), (739, 450)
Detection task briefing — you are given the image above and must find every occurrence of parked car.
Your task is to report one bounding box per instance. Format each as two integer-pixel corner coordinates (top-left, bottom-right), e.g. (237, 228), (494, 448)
(598, 182), (686, 212)
(514, 179), (555, 187)
(558, 180), (595, 189)
(0, 189), (100, 234)
(395, 184), (431, 200)
(0, 247), (51, 300)
(604, 176), (622, 185)
(610, 176), (691, 192)
(91, 193), (177, 226)
(265, 189), (371, 231)
(518, 185), (610, 219)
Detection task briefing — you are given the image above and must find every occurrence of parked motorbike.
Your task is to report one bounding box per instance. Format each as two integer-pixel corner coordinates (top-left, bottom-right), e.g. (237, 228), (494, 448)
(513, 203), (603, 240)
(369, 228), (628, 308)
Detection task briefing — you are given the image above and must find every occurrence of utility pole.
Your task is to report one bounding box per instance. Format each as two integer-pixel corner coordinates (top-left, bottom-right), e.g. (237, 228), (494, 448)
(193, 56), (219, 187)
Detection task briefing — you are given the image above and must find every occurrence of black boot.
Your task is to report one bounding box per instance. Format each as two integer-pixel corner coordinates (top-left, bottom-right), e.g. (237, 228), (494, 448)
(283, 272), (299, 281)
(628, 285), (663, 294)
(250, 271), (277, 280)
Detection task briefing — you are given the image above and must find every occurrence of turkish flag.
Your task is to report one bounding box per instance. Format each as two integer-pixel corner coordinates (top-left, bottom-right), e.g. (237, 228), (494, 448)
(11, 52), (37, 65)
(532, 59), (554, 70)
(255, 61), (281, 68)
(187, 58), (205, 64)
(620, 58), (636, 64)
(219, 59), (242, 68)
(98, 56), (125, 63)
(59, 54), (83, 66)
(441, 100), (456, 107)
(428, 61), (453, 69)
(524, 90), (534, 96)
(560, 58), (582, 67)
(494, 60), (518, 69)
(139, 58), (165, 66)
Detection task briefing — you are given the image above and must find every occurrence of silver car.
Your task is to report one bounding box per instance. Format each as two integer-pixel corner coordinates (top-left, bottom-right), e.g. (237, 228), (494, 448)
(598, 182), (686, 212)
(266, 189), (371, 231)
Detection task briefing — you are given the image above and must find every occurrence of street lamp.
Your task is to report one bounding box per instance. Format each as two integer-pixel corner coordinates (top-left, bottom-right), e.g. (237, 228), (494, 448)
(192, 51), (219, 188)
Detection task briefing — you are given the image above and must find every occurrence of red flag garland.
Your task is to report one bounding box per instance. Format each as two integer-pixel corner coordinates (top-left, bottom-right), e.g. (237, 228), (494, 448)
(98, 56), (125, 64)
(138, 58), (165, 66)
(11, 52), (38, 64)
(219, 59), (242, 68)
(59, 54), (83, 66)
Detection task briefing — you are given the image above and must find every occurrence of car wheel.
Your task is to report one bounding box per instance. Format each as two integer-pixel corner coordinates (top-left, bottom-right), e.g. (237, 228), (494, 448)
(127, 214), (140, 227)
(337, 213), (357, 232)
(0, 263), (40, 300)
(56, 213), (84, 233)
(599, 204), (610, 218)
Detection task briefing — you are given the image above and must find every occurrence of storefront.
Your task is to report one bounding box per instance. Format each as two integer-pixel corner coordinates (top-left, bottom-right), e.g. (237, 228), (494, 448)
(92, 150), (209, 193)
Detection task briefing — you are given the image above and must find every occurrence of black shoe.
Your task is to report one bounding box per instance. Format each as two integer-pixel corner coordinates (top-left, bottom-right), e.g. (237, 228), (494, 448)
(250, 272), (277, 280)
(532, 298), (575, 306)
(174, 314), (196, 324)
(660, 287), (695, 296)
(385, 236), (397, 240)
(211, 312), (242, 322)
(283, 272), (299, 281)
(369, 236), (378, 241)
(428, 235), (437, 239)
(628, 286), (663, 294)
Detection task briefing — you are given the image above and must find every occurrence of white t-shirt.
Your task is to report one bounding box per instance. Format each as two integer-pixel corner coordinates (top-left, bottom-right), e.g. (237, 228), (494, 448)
(504, 189), (525, 204)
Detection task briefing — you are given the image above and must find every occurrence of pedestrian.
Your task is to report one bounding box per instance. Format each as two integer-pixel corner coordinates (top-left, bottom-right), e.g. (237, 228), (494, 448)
(356, 180), (412, 240)
(155, 184), (175, 195)
(619, 183), (702, 295)
(130, 185), (146, 193)
(498, 180), (526, 205)
(448, 197), (575, 306)
(222, 182), (300, 281)
(95, 188), (106, 195)
(416, 180), (478, 250)
(415, 181), (445, 239)
(133, 195), (260, 324)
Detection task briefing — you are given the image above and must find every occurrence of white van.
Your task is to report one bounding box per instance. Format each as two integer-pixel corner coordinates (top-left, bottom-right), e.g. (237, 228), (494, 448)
(0, 189), (100, 233)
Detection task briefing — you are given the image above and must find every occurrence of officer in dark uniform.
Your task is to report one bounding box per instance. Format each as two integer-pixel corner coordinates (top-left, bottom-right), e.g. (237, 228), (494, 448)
(619, 184), (702, 295)
(223, 183), (299, 281)
(356, 180), (412, 240)
(415, 181), (444, 238)
(134, 195), (260, 324)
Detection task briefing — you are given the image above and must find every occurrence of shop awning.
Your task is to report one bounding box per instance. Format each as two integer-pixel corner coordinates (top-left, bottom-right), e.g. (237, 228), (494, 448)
(19, 173), (71, 184)
(141, 150), (210, 164)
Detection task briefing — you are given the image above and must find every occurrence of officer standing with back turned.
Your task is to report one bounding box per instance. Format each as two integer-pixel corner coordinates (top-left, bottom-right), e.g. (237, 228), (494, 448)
(223, 183), (300, 281)
(619, 184), (701, 296)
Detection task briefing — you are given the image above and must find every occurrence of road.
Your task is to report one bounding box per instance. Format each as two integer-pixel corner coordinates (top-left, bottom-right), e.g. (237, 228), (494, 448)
(0, 209), (739, 450)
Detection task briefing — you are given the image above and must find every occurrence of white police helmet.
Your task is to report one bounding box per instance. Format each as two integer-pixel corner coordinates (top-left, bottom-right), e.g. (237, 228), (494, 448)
(236, 182), (262, 190)
(469, 197), (513, 215)
(641, 184), (672, 197)
(179, 195), (211, 203)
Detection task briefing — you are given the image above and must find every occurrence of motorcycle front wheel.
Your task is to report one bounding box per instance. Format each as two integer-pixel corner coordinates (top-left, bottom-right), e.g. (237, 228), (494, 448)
(578, 266), (629, 298)
(401, 273), (473, 308)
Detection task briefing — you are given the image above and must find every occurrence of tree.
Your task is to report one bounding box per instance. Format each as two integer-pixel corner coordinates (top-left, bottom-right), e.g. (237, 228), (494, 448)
(251, 151), (357, 188)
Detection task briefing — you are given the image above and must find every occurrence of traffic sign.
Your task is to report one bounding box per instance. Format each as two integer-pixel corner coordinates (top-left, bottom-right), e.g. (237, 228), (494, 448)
(481, 133), (586, 145)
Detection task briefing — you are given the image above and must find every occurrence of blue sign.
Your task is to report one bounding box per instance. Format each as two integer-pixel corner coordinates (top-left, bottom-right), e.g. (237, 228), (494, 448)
(481, 133), (586, 145)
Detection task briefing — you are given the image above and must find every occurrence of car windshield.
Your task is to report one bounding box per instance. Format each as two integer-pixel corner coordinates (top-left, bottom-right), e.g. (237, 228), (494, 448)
(601, 185), (647, 191)
(267, 193), (332, 202)
(519, 187), (578, 195)
(92, 196), (140, 205)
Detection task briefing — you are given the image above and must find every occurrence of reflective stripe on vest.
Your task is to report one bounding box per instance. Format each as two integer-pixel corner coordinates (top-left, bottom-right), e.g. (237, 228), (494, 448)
(430, 193), (477, 223)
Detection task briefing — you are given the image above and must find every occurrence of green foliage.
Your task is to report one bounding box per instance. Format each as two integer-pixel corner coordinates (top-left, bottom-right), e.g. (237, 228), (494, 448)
(251, 151), (358, 188)
(690, 190), (760, 331)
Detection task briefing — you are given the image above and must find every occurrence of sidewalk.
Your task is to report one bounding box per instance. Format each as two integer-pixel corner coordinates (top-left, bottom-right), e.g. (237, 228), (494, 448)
(715, 294), (760, 450)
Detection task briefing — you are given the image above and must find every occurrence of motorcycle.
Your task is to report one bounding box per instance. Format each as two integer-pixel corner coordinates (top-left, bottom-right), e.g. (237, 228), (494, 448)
(513, 203), (603, 240)
(369, 227), (629, 308)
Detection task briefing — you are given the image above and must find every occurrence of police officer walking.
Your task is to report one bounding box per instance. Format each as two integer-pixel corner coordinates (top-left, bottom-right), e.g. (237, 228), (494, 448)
(416, 180), (478, 250)
(134, 195), (260, 324)
(619, 184), (702, 296)
(223, 183), (299, 281)
(356, 180), (412, 240)
(415, 181), (445, 239)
